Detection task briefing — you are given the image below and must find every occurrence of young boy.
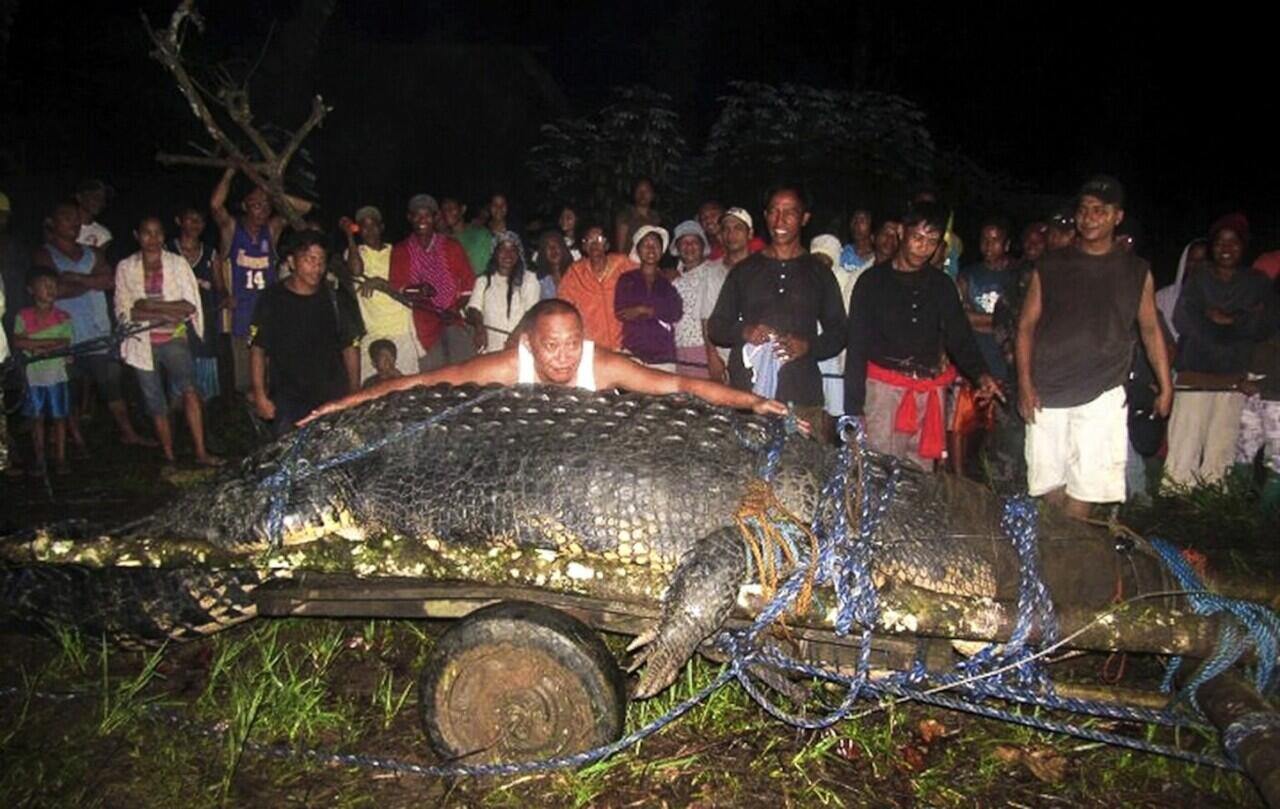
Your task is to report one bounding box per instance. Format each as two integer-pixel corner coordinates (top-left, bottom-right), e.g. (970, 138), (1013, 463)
(13, 267), (73, 475)
(362, 339), (403, 389)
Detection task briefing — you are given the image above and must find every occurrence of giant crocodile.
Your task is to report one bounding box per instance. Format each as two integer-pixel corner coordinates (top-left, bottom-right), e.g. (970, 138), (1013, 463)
(1, 383), (1176, 698)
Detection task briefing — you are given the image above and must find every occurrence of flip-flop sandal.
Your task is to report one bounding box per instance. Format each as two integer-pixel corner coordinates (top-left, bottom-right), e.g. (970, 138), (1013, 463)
(195, 455), (226, 467)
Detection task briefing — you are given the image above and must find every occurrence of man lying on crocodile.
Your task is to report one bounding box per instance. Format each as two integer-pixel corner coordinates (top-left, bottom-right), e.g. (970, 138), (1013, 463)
(301, 298), (801, 427)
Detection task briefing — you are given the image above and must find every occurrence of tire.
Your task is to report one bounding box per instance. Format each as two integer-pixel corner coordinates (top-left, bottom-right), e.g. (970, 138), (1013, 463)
(418, 600), (628, 765)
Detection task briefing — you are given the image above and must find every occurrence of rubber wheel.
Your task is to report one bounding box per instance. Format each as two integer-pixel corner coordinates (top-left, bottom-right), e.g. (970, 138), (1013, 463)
(418, 600), (628, 765)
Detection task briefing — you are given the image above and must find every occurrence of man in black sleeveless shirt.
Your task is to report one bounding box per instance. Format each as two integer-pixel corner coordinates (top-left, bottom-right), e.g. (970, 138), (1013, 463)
(1016, 176), (1172, 519)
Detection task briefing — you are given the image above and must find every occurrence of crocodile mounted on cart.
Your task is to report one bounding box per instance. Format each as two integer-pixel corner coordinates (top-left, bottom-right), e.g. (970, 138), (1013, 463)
(3, 385), (1277, 802)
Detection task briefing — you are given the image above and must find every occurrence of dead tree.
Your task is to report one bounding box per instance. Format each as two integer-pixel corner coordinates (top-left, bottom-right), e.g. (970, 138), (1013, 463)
(141, 0), (330, 229)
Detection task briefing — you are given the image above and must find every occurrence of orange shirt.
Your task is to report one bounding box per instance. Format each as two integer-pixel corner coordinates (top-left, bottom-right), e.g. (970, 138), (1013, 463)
(557, 254), (629, 350)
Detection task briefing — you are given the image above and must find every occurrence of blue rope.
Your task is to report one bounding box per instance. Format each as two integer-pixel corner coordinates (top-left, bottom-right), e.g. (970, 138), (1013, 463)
(1150, 537), (1280, 708)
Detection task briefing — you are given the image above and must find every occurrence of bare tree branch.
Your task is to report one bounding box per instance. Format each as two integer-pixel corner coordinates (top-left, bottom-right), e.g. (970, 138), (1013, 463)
(155, 152), (270, 171)
(221, 86), (279, 164)
(141, 7), (250, 165)
(143, 1), (332, 231)
(278, 95), (330, 171)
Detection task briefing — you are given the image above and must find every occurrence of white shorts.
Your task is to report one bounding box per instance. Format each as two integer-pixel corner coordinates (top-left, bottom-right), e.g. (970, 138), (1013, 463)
(1025, 385), (1128, 503)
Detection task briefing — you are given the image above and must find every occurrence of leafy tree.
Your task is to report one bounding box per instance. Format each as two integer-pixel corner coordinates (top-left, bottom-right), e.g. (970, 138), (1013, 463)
(528, 85), (687, 223)
(701, 82), (936, 213)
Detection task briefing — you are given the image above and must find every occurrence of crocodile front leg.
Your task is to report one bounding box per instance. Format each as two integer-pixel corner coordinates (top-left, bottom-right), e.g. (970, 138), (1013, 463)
(627, 526), (748, 699)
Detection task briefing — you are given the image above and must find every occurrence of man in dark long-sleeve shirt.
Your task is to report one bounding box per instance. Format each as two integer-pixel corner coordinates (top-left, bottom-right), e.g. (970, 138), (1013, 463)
(707, 188), (846, 435)
(844, 203), (1000, 469)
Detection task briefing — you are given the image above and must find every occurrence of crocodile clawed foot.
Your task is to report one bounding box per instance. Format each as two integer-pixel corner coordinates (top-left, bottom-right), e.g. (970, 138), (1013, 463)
(625, 627), (658, 656)
(625, 527), (748, 700)
(628, 626), (701, 699)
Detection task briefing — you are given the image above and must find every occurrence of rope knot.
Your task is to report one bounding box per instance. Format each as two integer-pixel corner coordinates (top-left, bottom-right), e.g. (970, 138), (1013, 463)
(735, 479), (820, 619)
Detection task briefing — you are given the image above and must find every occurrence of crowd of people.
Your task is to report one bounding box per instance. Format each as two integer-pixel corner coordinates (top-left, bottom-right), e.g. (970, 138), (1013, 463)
(1, 170), (1277, 521)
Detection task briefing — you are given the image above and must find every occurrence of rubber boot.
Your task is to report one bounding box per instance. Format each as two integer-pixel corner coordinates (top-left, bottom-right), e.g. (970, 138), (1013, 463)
(1260, 470), (1280, 520)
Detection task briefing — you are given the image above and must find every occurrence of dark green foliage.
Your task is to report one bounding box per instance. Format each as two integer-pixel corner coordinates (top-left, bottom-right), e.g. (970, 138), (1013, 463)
(528, 85), (689, 224)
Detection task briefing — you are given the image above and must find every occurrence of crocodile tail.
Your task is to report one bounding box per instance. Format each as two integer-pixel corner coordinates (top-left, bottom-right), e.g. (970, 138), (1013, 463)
(1, 564), (263, 645)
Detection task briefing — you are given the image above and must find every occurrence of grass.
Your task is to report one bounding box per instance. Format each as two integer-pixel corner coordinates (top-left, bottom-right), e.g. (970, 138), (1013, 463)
(0, 613), (1264, 808)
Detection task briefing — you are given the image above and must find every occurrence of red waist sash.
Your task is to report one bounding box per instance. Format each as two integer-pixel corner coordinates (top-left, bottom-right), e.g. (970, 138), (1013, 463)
(866, 361), (957, 459)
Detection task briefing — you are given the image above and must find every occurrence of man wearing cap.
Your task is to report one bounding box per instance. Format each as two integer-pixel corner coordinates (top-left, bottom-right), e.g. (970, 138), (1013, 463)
(669, 220), (728, 380)
(389, 193), (480, 372)
(1017, 175), (1172, 519)
(718, 207), (754, 270)
(557, 223), (631, 351)
(708, 187), (846, 439)
(210, 167), (314, 393)
(75, 179), (113, 253)
(344, 205), (420, 380)
(844, 203), (1000, 470)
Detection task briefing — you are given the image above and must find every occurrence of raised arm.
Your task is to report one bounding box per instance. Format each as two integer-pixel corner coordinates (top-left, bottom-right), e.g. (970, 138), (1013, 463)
(345, 229), (366, 278)
(210, 167), (236, 234)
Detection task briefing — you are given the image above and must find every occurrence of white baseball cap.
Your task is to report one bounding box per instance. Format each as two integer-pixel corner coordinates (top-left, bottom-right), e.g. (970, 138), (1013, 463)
(721, 207), (753, 231)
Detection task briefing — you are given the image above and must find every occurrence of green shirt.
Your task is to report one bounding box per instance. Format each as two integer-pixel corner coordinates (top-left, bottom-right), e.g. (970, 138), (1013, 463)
(458, 226), (494, 278)
(15, 305), (73, 386)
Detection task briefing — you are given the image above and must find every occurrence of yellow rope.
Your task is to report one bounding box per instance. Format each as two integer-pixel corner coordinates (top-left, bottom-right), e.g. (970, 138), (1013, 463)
(734, 479), (821, 619)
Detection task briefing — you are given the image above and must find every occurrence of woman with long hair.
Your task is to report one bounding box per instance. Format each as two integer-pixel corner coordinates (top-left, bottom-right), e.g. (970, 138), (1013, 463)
(469, 231), (540, 352)
(533, 229), (573, 300)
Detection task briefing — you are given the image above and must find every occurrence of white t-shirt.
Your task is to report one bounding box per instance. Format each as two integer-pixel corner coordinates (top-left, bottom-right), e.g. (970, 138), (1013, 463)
(470, 270), (540, 353)
(78, 221), (112, 250)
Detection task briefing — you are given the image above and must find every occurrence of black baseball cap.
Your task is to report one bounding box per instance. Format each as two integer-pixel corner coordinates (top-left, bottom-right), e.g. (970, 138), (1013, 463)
(1077, 174), (1124, 208)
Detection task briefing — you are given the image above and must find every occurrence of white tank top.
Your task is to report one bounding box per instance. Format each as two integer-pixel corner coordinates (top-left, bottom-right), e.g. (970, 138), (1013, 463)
(517, 339), (596, 391)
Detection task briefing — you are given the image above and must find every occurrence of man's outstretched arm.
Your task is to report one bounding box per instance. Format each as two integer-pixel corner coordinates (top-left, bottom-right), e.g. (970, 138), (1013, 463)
(298, 350), (517, 424)
(595, 349), (791, 419)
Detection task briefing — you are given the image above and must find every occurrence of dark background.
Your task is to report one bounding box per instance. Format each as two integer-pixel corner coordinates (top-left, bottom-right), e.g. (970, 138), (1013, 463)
(1, 0), (1272, 279)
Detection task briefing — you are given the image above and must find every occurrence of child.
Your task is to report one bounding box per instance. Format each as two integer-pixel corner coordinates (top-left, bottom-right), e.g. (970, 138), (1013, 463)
(362, 339), (403, 389)
(13, 267), (73, 475)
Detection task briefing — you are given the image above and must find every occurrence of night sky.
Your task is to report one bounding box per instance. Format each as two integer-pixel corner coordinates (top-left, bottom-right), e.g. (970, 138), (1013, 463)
(2, 0), (1272, 277)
